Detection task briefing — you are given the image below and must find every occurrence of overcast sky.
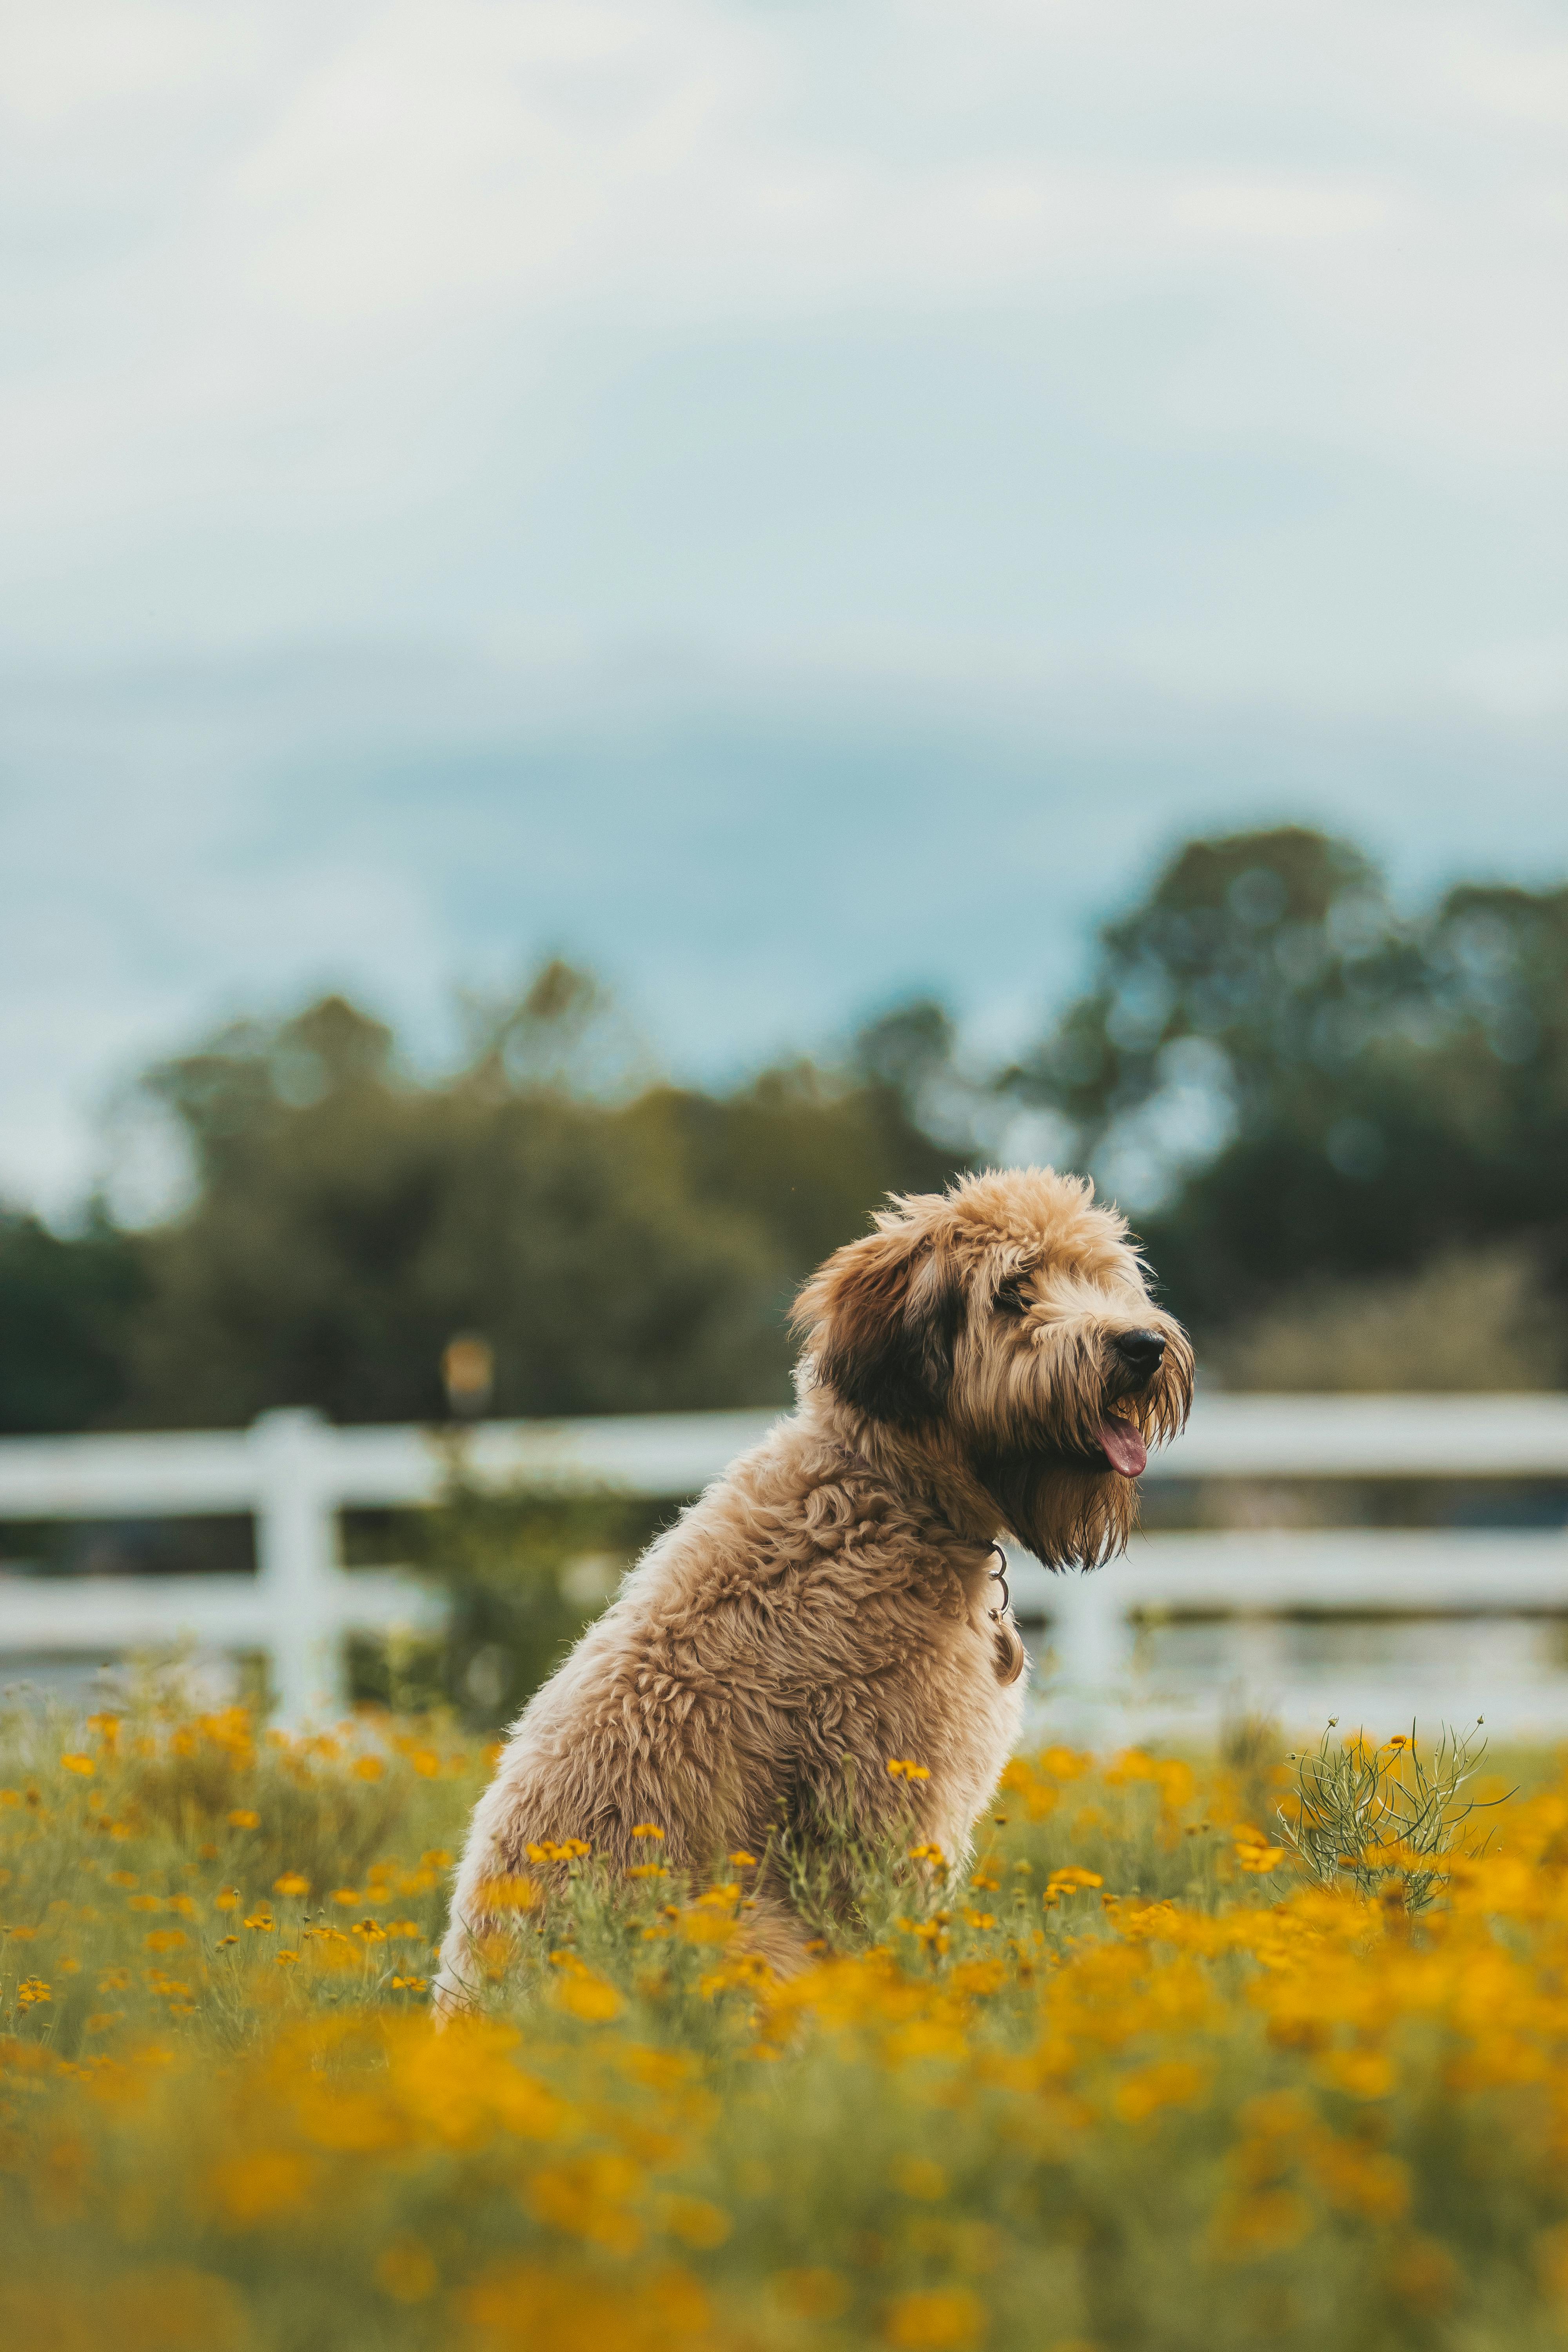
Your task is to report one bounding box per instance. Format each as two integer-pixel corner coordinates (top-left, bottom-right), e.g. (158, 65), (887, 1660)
(5, 0), (1568, 1218)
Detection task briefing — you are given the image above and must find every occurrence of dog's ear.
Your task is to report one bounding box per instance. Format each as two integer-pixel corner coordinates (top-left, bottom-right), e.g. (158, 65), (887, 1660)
(791, 1223), (963, 1423)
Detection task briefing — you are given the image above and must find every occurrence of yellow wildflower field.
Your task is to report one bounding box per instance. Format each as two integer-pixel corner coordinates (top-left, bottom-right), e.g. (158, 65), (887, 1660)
(2, 1704), (1566, 2350)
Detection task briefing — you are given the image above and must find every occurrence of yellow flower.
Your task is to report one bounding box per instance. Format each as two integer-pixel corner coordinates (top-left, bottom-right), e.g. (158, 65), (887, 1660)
(662, 2194), (732, 2249)
(729, 1851), (758, 1866)
(1233, 1825), (1286, 1873)
(631, 1823), (666, 1840)
(1113, 2060), (1207, 2123)
(212, 2150), (314, 2222)
(526, 2151), (643, 2252)
(886, 1759), (932, 1781)
(548, 1955), (622, 2021)
(228, 1809), (260, 1829)
(679, 1911), (735, 1947)
(275, 1950), (300, 1967)
(273, 1873), (310, 1898)
(59, 1753), (95, 1777)
(477, 1875), (539, 1913)
(884, 2287), (986, 2347)
(1317, 2047), (1394, 2100)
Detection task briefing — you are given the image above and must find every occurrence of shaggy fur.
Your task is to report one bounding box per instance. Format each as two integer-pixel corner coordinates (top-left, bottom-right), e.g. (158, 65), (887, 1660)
(435, 1168), (1192, 2009)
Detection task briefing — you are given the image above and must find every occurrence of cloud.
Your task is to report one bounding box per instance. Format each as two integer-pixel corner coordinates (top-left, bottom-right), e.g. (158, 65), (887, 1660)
(5, 0), (1568, 586)
(4, 1), (1568, 1206)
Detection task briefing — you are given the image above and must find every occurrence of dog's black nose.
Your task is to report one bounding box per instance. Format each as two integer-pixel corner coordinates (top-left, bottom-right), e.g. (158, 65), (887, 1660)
(1111, 1328), (1167, 1380)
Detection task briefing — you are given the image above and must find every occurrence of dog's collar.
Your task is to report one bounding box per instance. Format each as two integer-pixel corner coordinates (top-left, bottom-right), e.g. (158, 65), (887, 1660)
(987, 1540), (1011, 1623)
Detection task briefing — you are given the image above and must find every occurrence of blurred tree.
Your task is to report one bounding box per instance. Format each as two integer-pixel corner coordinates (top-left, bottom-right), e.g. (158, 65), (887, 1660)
(0, 1205), (144, 1433)
(34, 969), (968, 1434)
(633, 1002), (962, 1289)
(1209, 1243), (1561, 1394)
(1004, 826), (1568, 1345)
(120, 988), (786, 1427)
(10, 831), (1566, 1437)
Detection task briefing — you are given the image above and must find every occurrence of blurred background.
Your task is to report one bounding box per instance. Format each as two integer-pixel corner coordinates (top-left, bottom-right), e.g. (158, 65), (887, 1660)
(4, 1), (1568, 1728)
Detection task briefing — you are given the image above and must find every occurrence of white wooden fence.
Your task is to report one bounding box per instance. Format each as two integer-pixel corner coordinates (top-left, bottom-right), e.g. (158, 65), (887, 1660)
(2, 1398), (1566, 1737)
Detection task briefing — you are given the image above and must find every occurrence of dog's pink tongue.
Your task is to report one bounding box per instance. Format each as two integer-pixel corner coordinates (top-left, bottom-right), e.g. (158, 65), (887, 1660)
(1098, 1417), (1148, 1477)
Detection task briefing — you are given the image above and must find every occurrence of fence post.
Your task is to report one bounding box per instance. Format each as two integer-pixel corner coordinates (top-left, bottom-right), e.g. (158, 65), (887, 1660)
(252, 1409), (343, 1723)
(1046, 1571), (1133, 1749)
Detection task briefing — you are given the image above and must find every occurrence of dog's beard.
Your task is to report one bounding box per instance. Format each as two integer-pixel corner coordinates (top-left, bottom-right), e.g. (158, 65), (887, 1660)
(969, 1326), (1193, 1569)
(973, 1447), (1138, 1571)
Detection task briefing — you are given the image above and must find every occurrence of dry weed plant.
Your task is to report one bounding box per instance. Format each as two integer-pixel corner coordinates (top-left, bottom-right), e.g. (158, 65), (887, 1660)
(1278, 1719), (1508, 1912)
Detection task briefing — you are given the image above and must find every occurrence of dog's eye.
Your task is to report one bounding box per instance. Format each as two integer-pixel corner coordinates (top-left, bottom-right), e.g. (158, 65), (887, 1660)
(993, 1275), (1032, 1318)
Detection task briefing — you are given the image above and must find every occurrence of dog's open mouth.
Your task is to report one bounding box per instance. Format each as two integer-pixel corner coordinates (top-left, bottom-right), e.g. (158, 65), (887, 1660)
(1096, 1415), (1148, 1477)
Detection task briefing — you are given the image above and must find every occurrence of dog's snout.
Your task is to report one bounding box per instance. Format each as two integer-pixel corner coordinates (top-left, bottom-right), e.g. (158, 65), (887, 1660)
(1111, 1327), (1167, 1381)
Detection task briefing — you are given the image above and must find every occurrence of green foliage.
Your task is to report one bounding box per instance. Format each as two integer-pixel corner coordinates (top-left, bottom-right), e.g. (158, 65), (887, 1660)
(0, 1205), (144, 1433)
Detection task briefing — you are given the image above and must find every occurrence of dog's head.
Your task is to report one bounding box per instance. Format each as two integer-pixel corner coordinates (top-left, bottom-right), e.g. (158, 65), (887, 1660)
(791, 1168), (1193, 1569)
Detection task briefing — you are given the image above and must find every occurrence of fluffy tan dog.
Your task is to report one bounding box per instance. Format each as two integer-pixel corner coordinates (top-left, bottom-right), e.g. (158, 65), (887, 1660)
(435, 1168), (1192, 2009)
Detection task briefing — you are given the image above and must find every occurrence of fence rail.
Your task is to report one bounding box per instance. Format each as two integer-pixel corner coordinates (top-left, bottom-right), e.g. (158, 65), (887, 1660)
(2, 1399), (1566, 1733)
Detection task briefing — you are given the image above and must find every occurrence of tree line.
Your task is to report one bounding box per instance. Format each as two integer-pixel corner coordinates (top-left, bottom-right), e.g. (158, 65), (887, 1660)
(4, 823), (1566, 1436)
